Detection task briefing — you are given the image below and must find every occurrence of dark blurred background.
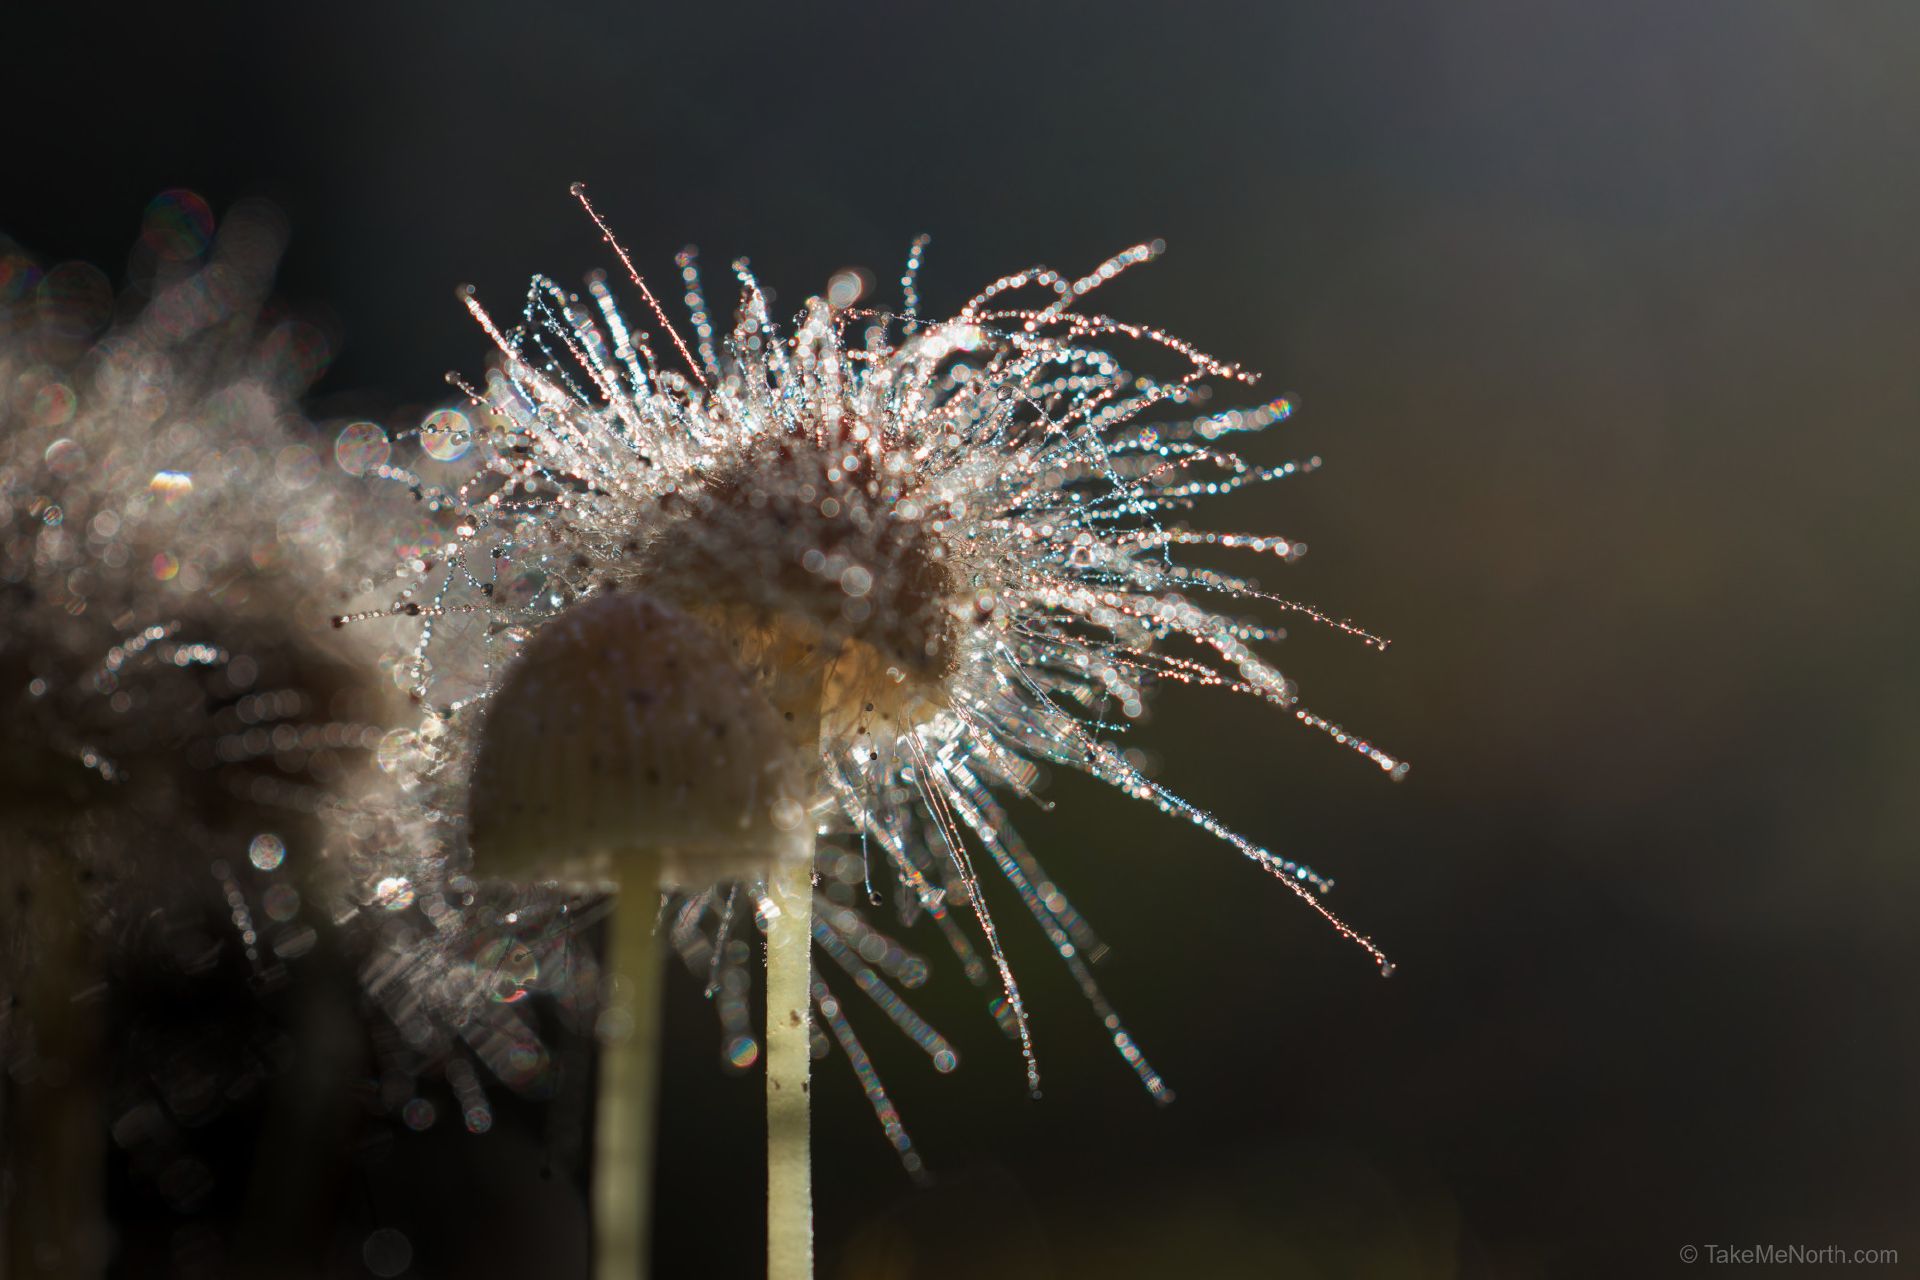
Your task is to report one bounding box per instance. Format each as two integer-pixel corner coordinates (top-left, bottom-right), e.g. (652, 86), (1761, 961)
(6, 2), (1918, 1277)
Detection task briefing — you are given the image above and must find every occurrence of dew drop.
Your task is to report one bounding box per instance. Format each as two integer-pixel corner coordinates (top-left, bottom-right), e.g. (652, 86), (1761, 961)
(334, 421), (391, 476)
(247, 832), (286, 872)
(420, 407), (471, 462)
(725, 1035), (760, 1069)
(373, 876), (415, 911)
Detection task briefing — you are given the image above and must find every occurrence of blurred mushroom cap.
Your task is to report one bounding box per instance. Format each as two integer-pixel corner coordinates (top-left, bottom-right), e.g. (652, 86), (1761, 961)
(467, 592), (809, 887)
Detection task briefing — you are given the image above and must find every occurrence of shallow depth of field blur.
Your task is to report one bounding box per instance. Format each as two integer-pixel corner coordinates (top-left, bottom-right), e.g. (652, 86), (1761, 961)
(6, 3), (1917, 1277)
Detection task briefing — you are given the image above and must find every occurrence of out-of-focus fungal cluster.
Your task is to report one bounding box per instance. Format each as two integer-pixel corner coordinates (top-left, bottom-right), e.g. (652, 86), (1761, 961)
(0, 192), (402, 983)
(0, 193), (411, 1272)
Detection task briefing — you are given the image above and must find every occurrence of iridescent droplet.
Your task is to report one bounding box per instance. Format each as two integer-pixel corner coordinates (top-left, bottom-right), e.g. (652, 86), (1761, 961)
(725, 1035), (761, 1069)
(373, 876), (416, 912)
(475, 937), (538, 1002)
(420, 408), (471, 462)
(247, 832), (286, 871)
(140, 189), (215, 261)
(401, 1097), (436, 1131)
(333, 421), (391, 476)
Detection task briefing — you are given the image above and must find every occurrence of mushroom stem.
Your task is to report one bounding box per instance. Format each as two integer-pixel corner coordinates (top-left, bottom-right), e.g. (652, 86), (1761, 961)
(2, 936), (108, 1274)
(765, 847), (814, 1280)
(3, 862), (108, 1280)
(593, 858), (665, 1280)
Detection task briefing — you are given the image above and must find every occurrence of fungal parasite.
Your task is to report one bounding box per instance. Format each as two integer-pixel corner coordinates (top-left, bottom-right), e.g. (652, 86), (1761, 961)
(346, 184), (1405, 1278)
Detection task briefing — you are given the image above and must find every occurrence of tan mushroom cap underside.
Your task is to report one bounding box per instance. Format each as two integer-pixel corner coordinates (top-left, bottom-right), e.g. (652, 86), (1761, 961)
(467, 591), (810, 888)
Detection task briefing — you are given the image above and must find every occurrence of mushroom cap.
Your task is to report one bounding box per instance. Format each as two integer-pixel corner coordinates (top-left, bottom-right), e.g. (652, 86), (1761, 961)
(467, 592), (809, 888)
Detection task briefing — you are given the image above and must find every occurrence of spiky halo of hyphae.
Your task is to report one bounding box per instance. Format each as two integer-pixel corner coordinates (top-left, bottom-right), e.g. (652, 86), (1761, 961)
(347, 189), (1404, 1165)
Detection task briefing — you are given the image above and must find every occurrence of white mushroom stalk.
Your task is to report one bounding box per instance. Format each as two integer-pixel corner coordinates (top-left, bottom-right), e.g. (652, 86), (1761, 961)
(466, 592), (810, 1279)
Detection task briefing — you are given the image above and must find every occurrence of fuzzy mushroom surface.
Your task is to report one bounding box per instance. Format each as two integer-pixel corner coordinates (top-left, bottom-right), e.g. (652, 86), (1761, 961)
(467, 591), (810, 888)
